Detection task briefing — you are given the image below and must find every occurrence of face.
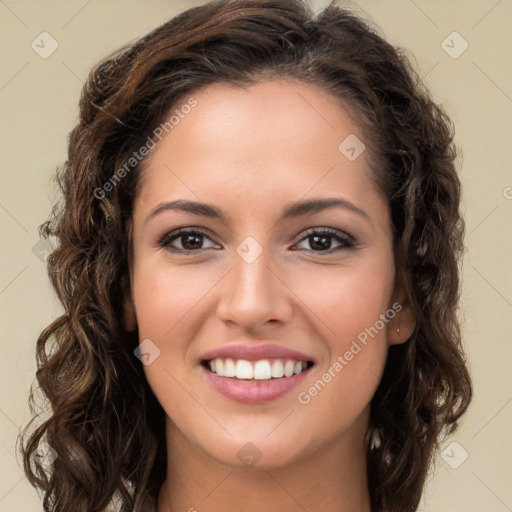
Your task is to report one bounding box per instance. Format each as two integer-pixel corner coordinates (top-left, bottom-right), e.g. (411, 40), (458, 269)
(124, 80), (414, 469)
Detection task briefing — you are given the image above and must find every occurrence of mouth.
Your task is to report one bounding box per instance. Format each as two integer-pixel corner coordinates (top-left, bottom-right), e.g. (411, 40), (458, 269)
(198, 343), (316, 403)
(201, 357), (315, 380)
(200, 357), (315, 404)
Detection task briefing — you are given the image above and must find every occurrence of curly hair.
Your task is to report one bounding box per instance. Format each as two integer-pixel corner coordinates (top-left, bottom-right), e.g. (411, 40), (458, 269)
(19, 0), (472, 511)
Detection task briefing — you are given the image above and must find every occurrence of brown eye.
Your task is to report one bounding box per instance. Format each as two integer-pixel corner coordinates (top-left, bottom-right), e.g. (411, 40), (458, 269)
(177, 232), (204, 250)
(307, 234), (333, 251)
(158, 229), (220, 253)
(294, 228), (356, 253)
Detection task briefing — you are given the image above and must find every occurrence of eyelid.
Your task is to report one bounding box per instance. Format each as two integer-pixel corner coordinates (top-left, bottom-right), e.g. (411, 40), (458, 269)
(296, 226), (355, 244)
(292, 226), (356, 252)
(156, 227), (221, 251)
(157, 225), (357, 254)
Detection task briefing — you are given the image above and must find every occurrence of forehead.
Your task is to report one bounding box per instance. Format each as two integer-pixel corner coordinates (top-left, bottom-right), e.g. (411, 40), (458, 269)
(134, 80), (385, 223)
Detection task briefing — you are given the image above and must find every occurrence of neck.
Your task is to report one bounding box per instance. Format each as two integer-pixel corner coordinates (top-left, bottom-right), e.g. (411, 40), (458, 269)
(157, 414), (371, 512)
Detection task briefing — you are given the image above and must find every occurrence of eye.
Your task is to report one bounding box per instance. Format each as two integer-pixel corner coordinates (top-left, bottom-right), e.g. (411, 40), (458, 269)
(157, 228), (220, 253)
(157, 227), (356, 255)
(293, 227), (356, 253)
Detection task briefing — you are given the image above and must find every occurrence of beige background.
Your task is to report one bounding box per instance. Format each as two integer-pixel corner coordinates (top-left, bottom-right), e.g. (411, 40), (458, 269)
(1, 0), (511, 510)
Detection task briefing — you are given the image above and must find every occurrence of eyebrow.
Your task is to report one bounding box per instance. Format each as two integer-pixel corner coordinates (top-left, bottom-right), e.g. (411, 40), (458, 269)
(282, 197), (370, 222)
(144, 197), (371, 227)
(144, 199), (228, 227)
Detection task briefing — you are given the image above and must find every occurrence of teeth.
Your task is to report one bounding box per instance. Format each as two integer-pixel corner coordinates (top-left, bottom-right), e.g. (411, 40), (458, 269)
(254, 360), (272, 380)
(284, 360), (295, 377)
(270, 359), (284, 378)
(235, 360), (253, 379)
(207, 358), (309, 380)
(224, 358), (236, 377)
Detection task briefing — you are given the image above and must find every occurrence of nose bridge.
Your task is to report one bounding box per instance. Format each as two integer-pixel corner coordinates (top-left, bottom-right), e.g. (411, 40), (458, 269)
(217, 240), (292, 328)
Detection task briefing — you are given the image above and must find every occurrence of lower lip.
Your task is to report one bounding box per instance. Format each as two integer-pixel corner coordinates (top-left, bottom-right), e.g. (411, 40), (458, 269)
(201, 364), (312, 404)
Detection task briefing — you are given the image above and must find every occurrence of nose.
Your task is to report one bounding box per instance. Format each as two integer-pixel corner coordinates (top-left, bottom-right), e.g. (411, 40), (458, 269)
(216, 248), (293, 333)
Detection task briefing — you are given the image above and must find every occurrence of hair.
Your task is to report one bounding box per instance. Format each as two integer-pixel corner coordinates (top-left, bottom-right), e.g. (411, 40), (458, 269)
(19, 0), (472, 511)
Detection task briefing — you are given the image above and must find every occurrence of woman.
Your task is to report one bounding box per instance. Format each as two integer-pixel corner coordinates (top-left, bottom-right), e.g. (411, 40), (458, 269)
(20, 0), (472, 511)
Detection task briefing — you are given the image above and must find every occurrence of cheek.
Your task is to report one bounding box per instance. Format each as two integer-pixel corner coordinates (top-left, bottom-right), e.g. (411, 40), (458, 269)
(291, 251), (395, 345)
(130, 260), (208, 392)
(131, 260), (212, 419)
(132, 258), (216, 340)
(292, 252), (394, 419)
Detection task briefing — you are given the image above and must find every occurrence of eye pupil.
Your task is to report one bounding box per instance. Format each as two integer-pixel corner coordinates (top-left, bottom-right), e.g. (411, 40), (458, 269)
(182, 233), (203, 249)
(310, 234), (331, 251)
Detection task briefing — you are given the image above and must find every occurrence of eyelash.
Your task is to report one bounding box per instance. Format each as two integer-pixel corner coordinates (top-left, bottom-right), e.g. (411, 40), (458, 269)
(156, 227), (357, 255)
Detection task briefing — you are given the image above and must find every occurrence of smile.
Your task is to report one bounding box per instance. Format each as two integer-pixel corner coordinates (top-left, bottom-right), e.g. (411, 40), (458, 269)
(203, 358), (314, 380)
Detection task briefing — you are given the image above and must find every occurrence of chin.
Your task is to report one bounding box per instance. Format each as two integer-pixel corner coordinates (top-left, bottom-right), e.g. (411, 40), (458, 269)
(203, 437), (306, 471)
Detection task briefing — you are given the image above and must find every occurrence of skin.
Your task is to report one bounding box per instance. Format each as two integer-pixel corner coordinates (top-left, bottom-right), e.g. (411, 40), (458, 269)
(123, 80), (416, 512)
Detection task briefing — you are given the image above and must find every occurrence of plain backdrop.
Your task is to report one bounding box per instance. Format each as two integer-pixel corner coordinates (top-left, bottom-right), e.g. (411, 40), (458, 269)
(1, 1), (511, 511)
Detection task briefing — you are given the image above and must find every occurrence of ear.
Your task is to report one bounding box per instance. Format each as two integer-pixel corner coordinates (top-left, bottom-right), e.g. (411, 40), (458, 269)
(387, 287), (416, 346)
(122, 219), (137, 332)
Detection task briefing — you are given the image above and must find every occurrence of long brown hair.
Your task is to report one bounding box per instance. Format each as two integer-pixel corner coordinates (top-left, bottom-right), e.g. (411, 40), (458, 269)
(19, 1), (472, 511)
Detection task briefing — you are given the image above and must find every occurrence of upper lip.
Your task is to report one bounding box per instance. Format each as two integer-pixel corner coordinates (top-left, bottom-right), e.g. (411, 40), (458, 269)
(200, 343), (315, 363)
